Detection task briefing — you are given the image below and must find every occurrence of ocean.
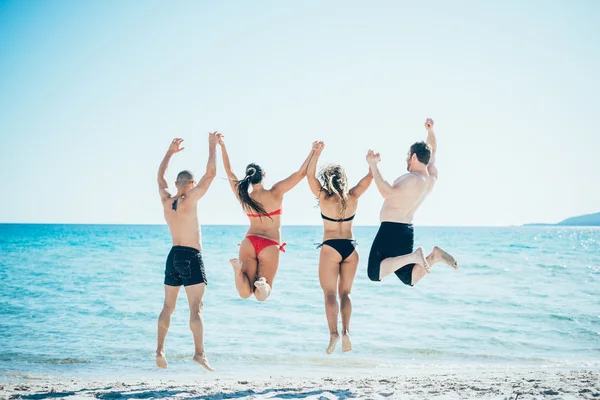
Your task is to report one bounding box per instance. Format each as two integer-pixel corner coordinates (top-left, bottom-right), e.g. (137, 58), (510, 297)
(0, 224), (598, 381)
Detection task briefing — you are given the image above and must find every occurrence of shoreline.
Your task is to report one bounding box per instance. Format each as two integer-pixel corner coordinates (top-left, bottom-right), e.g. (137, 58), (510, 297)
(1, 368), (597, 399)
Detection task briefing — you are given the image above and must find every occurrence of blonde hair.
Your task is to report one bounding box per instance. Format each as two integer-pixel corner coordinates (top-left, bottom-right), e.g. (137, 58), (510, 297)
(318, 164), (349, 219)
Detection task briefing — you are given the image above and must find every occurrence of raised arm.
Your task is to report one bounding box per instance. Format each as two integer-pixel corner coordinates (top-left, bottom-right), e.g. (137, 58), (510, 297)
(306, 141), (324, 197)
(187, 132), (219, 201)
(425, 118), (438, 179)
(217, 135), (239, 195)
(272, 146), (315, 196)
(366, 150), (395, 199)
(349, 167), (373, 198)
(157, 138), (184, 202)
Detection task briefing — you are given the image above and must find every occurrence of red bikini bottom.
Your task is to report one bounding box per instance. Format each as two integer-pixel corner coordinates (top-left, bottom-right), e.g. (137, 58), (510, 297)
(245, 235), (286, 256)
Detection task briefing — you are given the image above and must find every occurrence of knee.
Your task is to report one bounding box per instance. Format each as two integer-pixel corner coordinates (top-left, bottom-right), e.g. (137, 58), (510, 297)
(324, 292), (337, 304)
(161, 303), (176, 316)
(189, 301), (204, 316)
(339, 291), (351, 301)
(239, 292), (252, 299)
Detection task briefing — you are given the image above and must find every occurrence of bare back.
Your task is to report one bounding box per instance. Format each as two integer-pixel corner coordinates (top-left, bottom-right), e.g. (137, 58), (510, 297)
(244, 187), (283, 242)
(380, 172), (436, 224)
(163, 196), (202, 250)
(319, 193), (359, 241)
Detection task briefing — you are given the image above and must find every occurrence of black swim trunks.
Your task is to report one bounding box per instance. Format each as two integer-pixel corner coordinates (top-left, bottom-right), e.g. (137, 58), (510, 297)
(367, 222), (415, 286)
(164, 246), (207, 286)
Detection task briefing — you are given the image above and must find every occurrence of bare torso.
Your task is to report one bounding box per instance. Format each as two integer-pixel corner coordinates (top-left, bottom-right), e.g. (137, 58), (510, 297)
(380, 172), (436, 224)
(319, 194), (359, 241)
(163, 196), (202, 251)
(244, 187), (283, 242)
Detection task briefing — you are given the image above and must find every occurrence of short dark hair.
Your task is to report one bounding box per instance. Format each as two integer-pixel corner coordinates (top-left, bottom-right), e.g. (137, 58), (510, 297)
(409, 141), (432, 165)
(176, 170), (194, 186)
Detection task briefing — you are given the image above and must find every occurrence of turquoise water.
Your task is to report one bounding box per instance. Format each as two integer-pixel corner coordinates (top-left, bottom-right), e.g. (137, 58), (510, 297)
(1, 224), (599, 381)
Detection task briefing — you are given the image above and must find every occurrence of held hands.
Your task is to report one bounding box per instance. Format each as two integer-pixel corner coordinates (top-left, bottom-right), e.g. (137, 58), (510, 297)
(312, 140), (324, 154)
(425, 118), (434, 132)
(208, 131), (220, 147)
(168, 138), (185, 154)
(366, 149), (381, 166)
(216, 132), (225, 147)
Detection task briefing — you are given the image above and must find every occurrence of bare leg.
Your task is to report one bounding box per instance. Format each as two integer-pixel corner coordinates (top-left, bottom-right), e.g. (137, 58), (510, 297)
(254, 246), (281, 302)
(411, 246), (458, 286)
(184, 283), (214, 371)
(338, 250), (358, 353)
(319, 245), (342, 354)
(232, 240), (258, 299)
(379, 247), (429, 280)
(156, 285), (180, 368)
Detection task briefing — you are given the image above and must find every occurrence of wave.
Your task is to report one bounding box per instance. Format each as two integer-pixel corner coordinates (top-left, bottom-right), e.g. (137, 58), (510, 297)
(0, 353), (90, 365)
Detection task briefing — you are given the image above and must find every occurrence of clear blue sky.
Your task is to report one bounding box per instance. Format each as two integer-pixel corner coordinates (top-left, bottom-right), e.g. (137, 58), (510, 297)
(1, 0), (598, 226)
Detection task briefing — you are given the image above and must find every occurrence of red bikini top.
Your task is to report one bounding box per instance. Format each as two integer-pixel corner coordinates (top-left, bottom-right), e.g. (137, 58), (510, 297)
(246, 209), (283, 218)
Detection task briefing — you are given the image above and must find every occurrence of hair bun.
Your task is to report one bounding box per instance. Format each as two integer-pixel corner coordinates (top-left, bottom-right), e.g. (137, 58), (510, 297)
(246, 167), (256, 177)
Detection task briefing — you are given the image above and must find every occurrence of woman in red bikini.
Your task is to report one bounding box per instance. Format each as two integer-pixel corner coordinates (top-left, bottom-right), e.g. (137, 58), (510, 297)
(307, 141), (372, 354)
(218, 135), (314, 301)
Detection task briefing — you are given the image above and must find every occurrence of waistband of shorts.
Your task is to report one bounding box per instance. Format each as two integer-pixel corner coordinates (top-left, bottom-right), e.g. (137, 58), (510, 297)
(171, 245), (201, 253)
(380, 221), (413, 228)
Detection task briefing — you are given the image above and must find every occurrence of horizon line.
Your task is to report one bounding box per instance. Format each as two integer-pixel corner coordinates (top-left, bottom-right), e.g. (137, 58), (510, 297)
(0, 222), (549, 228)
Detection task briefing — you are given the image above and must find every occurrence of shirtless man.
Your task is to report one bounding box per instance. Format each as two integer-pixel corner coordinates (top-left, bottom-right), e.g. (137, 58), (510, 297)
(155, 132), (218, 371)
(366, 119), (457, 287)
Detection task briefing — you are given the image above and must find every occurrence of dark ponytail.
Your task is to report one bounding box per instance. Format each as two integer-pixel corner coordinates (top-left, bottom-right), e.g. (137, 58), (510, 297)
(236, 163), (268, 216)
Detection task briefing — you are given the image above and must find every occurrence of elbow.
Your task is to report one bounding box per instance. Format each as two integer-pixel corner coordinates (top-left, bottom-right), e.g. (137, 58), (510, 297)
(205, 168), (217, 179)
(381, 189), (393, 199)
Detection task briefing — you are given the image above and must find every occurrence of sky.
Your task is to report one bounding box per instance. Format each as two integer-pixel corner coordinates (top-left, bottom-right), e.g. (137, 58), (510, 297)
(0, 0), (599, 226)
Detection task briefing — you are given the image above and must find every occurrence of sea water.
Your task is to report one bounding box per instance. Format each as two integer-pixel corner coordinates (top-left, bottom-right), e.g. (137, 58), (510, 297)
(0, 224), (598, 381)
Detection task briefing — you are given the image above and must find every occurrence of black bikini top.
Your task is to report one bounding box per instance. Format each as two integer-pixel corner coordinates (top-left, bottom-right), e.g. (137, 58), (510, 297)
(321, 213), (355, 223)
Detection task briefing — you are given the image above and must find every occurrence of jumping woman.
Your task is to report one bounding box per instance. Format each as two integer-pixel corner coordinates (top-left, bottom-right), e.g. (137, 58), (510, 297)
(218, 135), (314, 301)
(306, 141), (373, 354)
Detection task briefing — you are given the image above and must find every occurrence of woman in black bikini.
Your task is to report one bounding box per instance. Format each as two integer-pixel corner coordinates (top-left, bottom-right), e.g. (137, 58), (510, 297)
(306, 141), (373, 354)
(218, 135), (314, 301)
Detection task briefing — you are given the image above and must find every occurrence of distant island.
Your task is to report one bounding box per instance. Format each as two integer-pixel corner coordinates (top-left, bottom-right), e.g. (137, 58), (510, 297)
(525, 212), (600, 226)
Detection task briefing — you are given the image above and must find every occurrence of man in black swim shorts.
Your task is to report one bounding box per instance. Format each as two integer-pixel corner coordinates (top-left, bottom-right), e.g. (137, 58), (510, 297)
(366, 119), (458, 287)
(155, 132), (219, 371)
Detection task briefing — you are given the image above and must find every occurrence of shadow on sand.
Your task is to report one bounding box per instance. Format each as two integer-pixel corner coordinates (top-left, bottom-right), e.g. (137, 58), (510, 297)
(12, 386), (356, 399)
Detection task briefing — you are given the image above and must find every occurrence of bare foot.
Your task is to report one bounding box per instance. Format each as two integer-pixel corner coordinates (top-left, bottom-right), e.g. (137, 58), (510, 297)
(415, 247), (430, 274)
(432, 246), (458, 269)
(156, 350), (167, 369)
(230, 258), (242, 273)
(326, 333), (340, 355)
(193, 353), (215, 371)
(254, 277), (271, 301)
(342, 333), (352, 353)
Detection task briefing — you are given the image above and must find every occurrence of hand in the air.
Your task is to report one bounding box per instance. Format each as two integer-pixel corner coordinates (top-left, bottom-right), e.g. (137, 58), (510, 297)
(425, 118), (434, 131)
(312, 140), (325, 154)
(366, 149), (381, 165)
(208, 131), (220, 147)
(216, 132), (225, 147)
(168, 138), (185, 154)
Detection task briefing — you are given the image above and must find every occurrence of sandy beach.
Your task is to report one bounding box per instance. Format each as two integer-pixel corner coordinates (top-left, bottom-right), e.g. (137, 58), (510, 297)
(2, 369), (598, 399)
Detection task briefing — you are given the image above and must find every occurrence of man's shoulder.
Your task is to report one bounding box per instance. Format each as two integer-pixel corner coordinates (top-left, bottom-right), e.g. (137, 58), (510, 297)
(393, 173), (425, 186)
